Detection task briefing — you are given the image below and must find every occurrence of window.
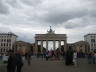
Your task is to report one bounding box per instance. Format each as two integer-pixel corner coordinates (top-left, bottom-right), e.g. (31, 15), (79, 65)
(1, 48), (2, 52)
(1, 43), (3, 46)
(1, 39), (3, 42)
(9, 43), (11, 46)
(7, 39), (11, 42)
(91, 39), (95, 43)
(4, 43), (5, 47)
(7, 43), (8, 46)
(4, 39), (6, 42)
(4, 49), (5, 52)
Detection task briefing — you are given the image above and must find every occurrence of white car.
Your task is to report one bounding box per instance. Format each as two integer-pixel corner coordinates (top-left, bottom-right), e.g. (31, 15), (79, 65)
(2, 55), (9, 63)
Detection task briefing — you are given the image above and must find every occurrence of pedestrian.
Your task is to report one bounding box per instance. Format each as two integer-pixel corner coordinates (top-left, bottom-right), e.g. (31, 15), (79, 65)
(45, 51), (49, 61)
(65, 49), (73, 65)
(87, 52), (93, 64)
(73, 50), (78, 66)
(55, 49), (60, 60)
(16, 50), (23, 72)
(48, 50), (52, 60)
(7, 50), (17, 72)
(26, 52), (31, 65)
(93, 50), (96, 64)
(94, 51), (96, 64)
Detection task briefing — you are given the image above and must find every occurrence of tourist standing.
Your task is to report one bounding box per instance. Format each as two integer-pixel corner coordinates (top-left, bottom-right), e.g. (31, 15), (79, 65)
(73, 51), (78, 66)
(56, 49), (60, 60)
(87, 52), (93, 64)
(7, 50), (17, 72)
(94, 51), (96, 64)
(65, 48), (73, 65)
(93, 50), (96, 64)
(16, 51), (23, 72)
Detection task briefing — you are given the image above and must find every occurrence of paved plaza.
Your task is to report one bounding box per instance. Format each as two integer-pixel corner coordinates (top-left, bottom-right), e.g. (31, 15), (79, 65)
(0, 57), (96, 72)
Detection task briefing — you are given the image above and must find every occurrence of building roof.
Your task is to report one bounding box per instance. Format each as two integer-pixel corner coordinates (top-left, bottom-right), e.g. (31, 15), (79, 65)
(0, 32), (17, 37)
(15, 41), (31, 46)
(74, 41), (89, 45)
(84, 33), (96, 37)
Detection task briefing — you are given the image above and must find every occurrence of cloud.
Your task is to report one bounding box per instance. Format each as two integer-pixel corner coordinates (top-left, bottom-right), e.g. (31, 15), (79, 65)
(21, 0), (42, 6)
(26, 0), (96, 26)
(42, 9), (88, 24)
(0, 23), (11, 32)
(0, 0), (9, 14)
(0, 0), (96, 43)
(63, 16), (96, 29)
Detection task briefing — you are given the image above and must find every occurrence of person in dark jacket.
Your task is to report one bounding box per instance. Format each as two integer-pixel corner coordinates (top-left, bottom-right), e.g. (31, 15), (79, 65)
(16, 51), (23, 72)
(65, 48), (73, 65)
(7, 50), (17, 72)
(26, 52), (31, 65)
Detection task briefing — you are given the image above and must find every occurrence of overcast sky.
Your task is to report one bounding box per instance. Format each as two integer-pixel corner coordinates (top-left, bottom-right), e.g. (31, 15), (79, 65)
(0, 0), (96, 43)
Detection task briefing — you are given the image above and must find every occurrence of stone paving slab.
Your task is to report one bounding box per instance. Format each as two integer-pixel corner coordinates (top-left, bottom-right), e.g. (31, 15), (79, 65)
(0, 58), (96, 72)
(22, 58), (96, 72)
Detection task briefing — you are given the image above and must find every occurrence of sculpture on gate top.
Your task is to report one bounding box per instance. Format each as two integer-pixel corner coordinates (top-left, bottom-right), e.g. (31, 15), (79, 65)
(47, 26), (55, 34)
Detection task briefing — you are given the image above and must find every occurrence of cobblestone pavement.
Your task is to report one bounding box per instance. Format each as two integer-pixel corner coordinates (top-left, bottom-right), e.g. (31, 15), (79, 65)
(0, 57), (96, 72)
(22, 57), (96, 72)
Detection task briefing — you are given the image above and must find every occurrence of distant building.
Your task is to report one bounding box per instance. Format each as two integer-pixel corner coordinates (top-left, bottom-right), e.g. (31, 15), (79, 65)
(63, 41), (90, 53)
(84, 34), (96, 51)
(14, 41), (31, 55)
(0, 32), (17, 55)
(74, 41), (90, 53)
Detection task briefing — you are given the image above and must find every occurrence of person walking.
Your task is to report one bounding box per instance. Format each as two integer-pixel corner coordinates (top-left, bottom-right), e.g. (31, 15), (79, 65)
(7, 50), (17, 72)
(27, 52), (31, 65)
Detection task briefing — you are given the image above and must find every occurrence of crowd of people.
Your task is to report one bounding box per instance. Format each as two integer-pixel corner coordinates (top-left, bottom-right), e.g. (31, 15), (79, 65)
(0, 48), (96, 72)
(36, 48), (96, 66)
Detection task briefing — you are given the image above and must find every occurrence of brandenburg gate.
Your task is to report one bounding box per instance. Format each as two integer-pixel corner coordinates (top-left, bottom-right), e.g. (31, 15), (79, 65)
(35, 27), (67, 54)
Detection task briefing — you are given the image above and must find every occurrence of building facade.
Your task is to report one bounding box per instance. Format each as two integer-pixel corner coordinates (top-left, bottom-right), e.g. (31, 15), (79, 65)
(15, 41), (31, 55)
(0, 32), (17, 55)
(84, 34), (96, 51)
(74, 41), (90, 53)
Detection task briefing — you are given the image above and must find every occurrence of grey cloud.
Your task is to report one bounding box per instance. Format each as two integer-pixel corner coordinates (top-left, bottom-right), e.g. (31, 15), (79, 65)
(21, 0), (41, 6)
(41, 9), (88, 24)
(6, 0), (23, 9)
(15, 32), (34, 43)
(42, 8), (96, 29)
(88, 10), (96, 17)
(6, 0), (17, 7)
(0, 0), (9, 14)
(0, 25), (11, 32)
(63, 17), (88, 29)
(17, 35), (34, 43)
(0, 0), (96, 43)
(64, 16), (96, 29)
(29, 0), (96, 29)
